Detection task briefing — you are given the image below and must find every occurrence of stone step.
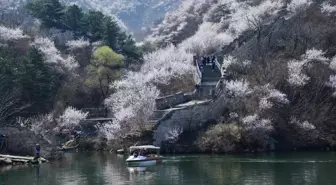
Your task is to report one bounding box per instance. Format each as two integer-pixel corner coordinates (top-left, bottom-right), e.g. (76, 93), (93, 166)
(200, 66), (221, 77)
(201, 77), (221, 82)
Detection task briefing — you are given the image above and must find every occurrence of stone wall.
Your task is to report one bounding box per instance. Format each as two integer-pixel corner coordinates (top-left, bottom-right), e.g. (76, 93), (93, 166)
(153, 95), (226, 146)
(155, 91), (193, 110)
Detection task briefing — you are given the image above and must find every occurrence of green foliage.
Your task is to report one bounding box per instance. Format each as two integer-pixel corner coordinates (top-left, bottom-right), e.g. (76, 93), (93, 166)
(91, 46), (124, 67)
(103, 17), (120, 51)
(0, 46), (62, 117)
(20, 48), (62, 114)
(85, 46), (124, 100)
(117, 32), (143, 64)
(26, 0), (65, 29)
(62, 5), (83, 34)
(26, 0), (143, 64)
(81, 11), (105, 41)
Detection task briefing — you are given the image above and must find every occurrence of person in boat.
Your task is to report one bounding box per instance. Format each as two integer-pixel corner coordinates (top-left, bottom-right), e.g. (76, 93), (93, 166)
(133, 150), (139, 158)
(137, 149), (147, 160)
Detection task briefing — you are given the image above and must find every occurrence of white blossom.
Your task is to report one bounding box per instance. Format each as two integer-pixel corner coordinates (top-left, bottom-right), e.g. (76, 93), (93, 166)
(32, 37), (79, 71)
(149, 0), (283, 55)
(242, 60), (252, 67)
(66, 38), (90, 50)
(102, 0), (290, 138)
(30, 114), (54, 134)
(260, 119), (272, 129)
(180, 22), (234, 55)
(321, 2), (336, 14)
(57, 106), (88, 128)
(105, 81), (160, 123)
(326, 75), (336, 96)
(32, 37), (62, 64)
(222, 55), (238, 69)
(141, 44), (195, 83)
(258, 85), (289, 110)
(62, 56), (79, 70)
(225, 79), (252, 97)
(225, 0), (283, 38)
(243, 114), (273, 132)
(97, 121), (121, 140)
(16, 114), (55, 144)
(286, 0), (312, 16)
(103, 44), (196, 134)
(268, 88), (289, 104)
(229, 112), (239, 119)
(288, 49), (330, 86)
(290, 117), (316, 130)
(0, 26), (27, 41)
(287, 60), (310, 86)
(243, 114), (259, 124)
(302, 49), (328, 62)
(329, 56), (336, 71)
(259, 98), (273, 109)
(301, 121), (316, 130)
(165, 126), (183, 143)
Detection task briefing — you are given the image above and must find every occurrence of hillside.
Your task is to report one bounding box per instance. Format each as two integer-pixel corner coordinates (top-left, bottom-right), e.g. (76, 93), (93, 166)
(0, 0), (182, 40)
(106, 0), (336, 153)
(2, 0), (336, 154)
(0, 0), (142, 154)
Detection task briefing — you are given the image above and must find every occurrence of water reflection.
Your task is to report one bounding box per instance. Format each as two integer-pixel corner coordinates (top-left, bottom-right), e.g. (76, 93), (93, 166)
(127, 167), (147, 173)
(1, 152), (336, 185)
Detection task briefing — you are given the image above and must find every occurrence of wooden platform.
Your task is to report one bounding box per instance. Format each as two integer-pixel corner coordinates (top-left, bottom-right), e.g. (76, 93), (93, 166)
(0, 154), (48, 164)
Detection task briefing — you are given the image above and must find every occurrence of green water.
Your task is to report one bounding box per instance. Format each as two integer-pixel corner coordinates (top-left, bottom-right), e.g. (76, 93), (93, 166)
(1, 152), (336, 185)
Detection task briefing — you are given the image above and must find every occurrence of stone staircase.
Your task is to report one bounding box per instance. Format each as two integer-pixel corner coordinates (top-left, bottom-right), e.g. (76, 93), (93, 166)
(195, 61), (222, 99)
(200, 64), (222, 83)
(146, 56), (224, 127)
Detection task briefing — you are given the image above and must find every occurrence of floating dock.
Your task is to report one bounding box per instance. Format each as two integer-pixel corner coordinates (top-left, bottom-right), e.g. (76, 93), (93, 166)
(0, 154), (48, 165)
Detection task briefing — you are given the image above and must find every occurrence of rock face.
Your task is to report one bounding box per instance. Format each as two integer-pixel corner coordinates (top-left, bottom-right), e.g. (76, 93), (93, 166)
(153, 95), (226, 147)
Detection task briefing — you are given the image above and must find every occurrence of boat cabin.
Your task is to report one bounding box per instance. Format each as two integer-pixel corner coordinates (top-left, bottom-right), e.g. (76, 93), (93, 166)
(129, 145), (160, 157)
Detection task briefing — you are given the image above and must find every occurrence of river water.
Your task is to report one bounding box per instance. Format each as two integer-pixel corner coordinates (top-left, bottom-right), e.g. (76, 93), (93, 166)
(1, 152), (336, 185)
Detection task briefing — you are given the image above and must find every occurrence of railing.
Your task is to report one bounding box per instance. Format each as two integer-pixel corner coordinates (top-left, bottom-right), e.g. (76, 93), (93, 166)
(195, 58), (202, 83)
(213, 79), (224, 99)
(214, 58), (221, 73)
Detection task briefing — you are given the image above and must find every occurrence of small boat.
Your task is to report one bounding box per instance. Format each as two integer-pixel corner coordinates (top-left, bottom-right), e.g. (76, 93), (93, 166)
(57, 144), (79, 151)
(61, 145), (78, 151)
(116, 149), (125, 154)
(125, 145), (162, 167)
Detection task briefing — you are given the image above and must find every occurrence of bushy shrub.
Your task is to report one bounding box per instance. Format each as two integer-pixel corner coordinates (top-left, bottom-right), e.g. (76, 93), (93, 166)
(197, 123), (241, 153)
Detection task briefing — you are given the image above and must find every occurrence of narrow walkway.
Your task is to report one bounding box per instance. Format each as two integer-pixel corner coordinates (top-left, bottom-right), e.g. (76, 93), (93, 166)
(199, 63), (222, 83)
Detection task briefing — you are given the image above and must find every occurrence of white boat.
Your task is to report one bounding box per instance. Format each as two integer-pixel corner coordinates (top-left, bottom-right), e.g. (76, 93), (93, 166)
(116, 149), (125, 154)
(125, 145), (162, 167)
